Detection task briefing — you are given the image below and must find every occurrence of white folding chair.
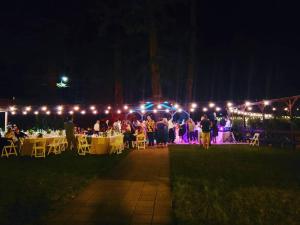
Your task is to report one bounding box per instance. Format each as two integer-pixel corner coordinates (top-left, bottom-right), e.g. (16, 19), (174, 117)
(32, 139), (47, 158)
(136, 134), (146, 150)
(1, 139), (18, 158)
(77, 136), (91, 156)
(249, 133), (260, 146)
(48, 138), (61, 155)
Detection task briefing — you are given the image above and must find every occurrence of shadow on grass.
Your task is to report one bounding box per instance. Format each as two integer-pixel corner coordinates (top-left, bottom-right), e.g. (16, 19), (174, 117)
(0, 150), (128, 225)
(169, 145), (300, 225)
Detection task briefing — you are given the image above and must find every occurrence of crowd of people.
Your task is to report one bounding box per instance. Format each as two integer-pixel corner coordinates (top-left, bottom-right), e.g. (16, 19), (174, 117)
(83, 113), (222, 149)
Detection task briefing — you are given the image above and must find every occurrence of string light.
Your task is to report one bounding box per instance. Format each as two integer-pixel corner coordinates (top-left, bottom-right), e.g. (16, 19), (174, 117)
(245, 101), (251, 106)
(140, 104), (145, 110)
(153, 109), (158, 113)
(284, 107), (288, 111)
(25, 106), (31, 111)
(190, 108), (195, 112)
(227, 102), (233, 107)
(9, 106), (16, 111)
(107, 106), (111, 110)
(247, 107), (253, 111)
(69, 111), (74, 115)
(92, 110), (98, 114)
(11, 111), (16, 115)
(178, 108), (183, 112)
(191, 103), (197, 108)
(81, 110), (86, 115)
(57, 111), (62, 115)
(165, 109), (170, 113)
(34, 111), (39, 115)
(123, 105), (128, 110)
(141, 109), (145, 114)
(117, 110), (121, 114)
(272, 107), (276, 111)
(105, 110), (109, 114)
(129, 109), (133, 113)
(216, 107), (221, 112)
(203, 107), (208, 112)
(90, 106), (95, 110)
(46, 111), (51, 115)
(263, 100), (270, 106)
(57, 105), (63, 111)
(209, 102), (215, 108)
(41, 106), (47, 111)
(73, 106), (80, 111)
(22, 111), (27, 115)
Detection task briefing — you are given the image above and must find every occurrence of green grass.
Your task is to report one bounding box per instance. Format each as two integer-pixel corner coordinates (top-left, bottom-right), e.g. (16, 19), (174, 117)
(169, 145), (300, 225)
(0, 151), (127, 225)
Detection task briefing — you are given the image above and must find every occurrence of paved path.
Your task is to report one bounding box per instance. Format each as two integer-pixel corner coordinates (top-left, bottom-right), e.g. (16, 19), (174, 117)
(48, 148), (172, 225)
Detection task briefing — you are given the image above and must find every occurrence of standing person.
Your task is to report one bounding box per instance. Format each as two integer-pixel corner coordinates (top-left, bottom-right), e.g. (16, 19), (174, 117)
(187, 118), (196, 144)
(168, 118), (175, 143)
(64, 116), (77, 151)
(145, 116), (155, 147)
(93, 120), (100, 134)
(179, 119), (186, 143)
(200, 114), (211, 149)
(211, 119), (218, 144)
(156, 118), (168, 147)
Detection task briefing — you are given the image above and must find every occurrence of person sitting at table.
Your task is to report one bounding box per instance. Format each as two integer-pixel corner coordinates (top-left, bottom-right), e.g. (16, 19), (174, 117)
(5, 127), (18, 143)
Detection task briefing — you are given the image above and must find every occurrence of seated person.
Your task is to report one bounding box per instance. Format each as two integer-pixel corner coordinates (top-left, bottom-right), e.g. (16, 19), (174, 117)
(5, 127), (18, 143)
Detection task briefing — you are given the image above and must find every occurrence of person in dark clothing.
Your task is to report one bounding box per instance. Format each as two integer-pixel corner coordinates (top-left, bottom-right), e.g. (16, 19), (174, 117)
(64, 116), (77, 151)
(200, 114), (211, 149)
(211, 120), (218, 144)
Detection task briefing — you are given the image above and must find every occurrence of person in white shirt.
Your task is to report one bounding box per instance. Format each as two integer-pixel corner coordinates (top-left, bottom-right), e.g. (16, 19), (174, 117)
(93, 120), (100, 134)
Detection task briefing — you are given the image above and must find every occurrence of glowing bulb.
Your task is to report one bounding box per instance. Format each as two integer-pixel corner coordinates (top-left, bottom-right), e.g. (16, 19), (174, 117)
(209, 102), (215, 108)
(203, 107), (208, 112)
(153, 109), (157, 113)
(25, 106), (31, 111)
(107, 106), (111, 110)
(57, 105), (63, 111)
(22, 111), (27, 115)
(92, 110), (98, 114)
(117, 110), (121, 114)
(73, 106), (80, 111)
(81, 110), (86, 115)
(141, 109), (145, 114)
(140, 104), (145, 110)
(157, 104), (162, 109)
(248, 107), (253, 111)
(216, 107), (221, 112)
(41, 106), (47, 111)
(90, 106), (95, 110)
(245, 101), (251, 106)
(272, 107), (276, 111)
(46, 111), (51, 115)
(9, 106), (16, 111)
(11, 111), (16, 115)
(165, 109), (170, 113)
(174, 104), (179, 109)
(57, 111), (62, 115)
(284, 107), (288, 111)
(123, 105), (128, 110)
(190, 108), (195, 112)
(105, 110), (109, 114)
(227, 102), (233, 107)
(69, 111), (74, 115)
(129, 109), (133, 114)
(191, 103), (197, 108)
(61, 76), (68, 82)
(178, 108), (183, 112)
(34, 111), (39, 115)
(264, 100), (270, 106)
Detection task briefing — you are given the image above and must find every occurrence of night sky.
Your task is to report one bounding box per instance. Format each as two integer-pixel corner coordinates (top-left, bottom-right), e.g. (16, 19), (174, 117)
(1, 0), (299, 105)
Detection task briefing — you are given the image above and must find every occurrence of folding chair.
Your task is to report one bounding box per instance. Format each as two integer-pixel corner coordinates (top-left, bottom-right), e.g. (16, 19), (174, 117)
(77, 136), (91, 156)
(1, 139), (18, 158)
(136, 134), (146, 150)
(48, 138), (61, 155)
(249, 133), (260, 146)
(32, 138), (47, 158)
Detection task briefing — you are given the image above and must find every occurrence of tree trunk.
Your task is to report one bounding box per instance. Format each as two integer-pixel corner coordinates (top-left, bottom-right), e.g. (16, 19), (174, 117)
(114, 44), (123, 106)
(186, 0), (197, 102)
(148, 0), (161, 101)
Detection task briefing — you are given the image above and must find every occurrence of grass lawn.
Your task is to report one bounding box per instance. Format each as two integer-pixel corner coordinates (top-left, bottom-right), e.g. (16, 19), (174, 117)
(169, 145), (300, 225)
(0, 151), (127, 225)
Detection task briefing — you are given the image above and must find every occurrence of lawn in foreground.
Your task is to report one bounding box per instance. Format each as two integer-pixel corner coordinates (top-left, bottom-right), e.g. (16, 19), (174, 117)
(170, 145), (300, 225)
(0, 151), (126, 225)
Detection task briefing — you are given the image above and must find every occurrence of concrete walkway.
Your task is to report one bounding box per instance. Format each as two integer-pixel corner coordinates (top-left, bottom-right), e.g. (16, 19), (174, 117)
(48, 148), (172, 225)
